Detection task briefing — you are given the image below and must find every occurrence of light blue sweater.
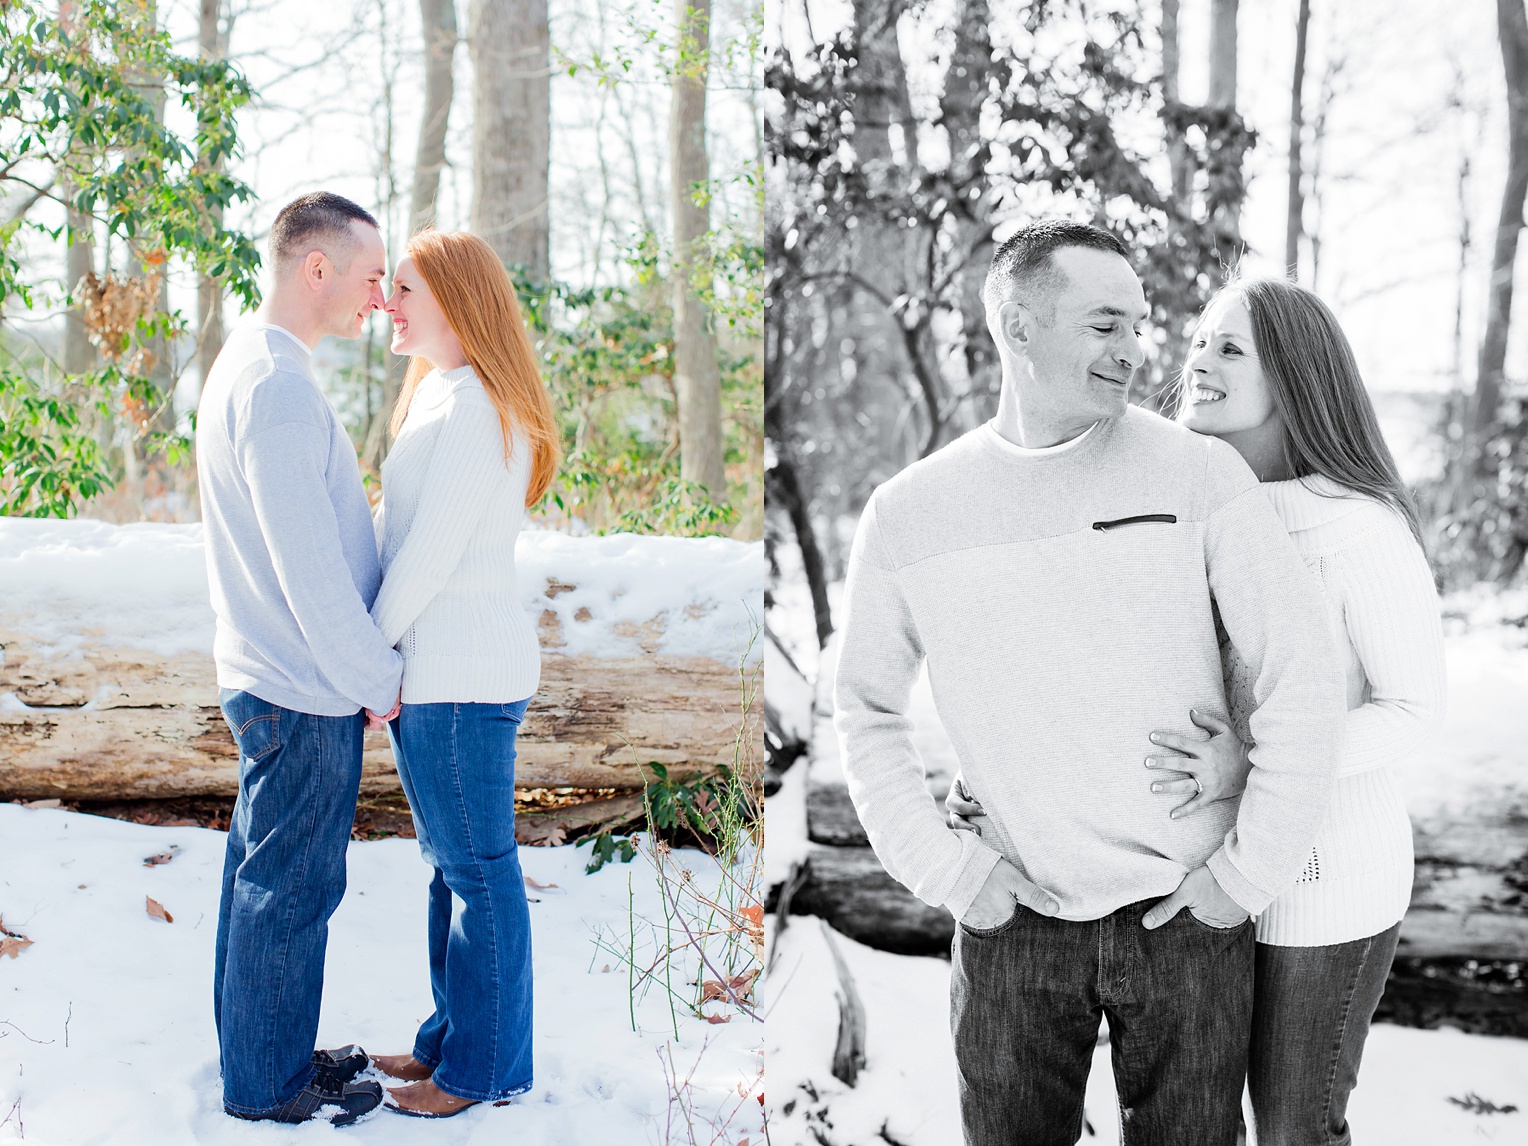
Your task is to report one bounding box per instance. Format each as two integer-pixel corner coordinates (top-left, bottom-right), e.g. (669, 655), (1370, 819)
(195, 324), (403, 716)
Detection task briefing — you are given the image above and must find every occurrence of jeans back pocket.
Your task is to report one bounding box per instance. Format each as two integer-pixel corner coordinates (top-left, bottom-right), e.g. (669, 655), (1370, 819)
(220, 691), (282, 762)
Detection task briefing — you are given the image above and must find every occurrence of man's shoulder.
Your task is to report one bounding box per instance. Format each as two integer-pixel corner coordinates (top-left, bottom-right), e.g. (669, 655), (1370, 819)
(874, 425), (991, 504)
(203, 335), (328, 438)
(1113, 406), (1258, 503)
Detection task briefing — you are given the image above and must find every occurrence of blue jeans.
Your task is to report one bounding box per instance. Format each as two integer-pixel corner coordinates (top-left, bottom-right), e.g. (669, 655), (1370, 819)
(951, 898), (1255, 1146)
(213, 689), (364, 1115)
(1248, 924), (1402, 1146)
(388, 699), (535, 1102)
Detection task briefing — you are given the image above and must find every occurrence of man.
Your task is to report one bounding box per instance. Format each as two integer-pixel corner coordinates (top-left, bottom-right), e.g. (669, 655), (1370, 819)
(833, 221), (1345, 1146)
(197, 192), (403, 1126)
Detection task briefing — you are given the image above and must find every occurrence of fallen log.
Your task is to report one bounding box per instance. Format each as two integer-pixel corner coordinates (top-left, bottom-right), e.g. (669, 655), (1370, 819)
(0, 521), (762, 800)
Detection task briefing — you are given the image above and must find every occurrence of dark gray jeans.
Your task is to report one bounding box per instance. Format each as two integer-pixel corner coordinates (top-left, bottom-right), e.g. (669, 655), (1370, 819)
(951, 898), (1255, 1146)
(1248, 923), (1402, 1146)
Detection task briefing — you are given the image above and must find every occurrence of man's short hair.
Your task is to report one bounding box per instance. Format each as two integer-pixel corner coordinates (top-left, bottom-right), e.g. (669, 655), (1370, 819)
(269, 192), (379, 273)
(982, 219), (1131, 321)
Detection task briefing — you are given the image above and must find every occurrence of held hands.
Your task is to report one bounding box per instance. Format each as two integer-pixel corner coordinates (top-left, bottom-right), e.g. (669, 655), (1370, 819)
(1141, 865), (1249, 930)
(364, 689), (403, 732)
(1145, 708), (1252, 819)
(946, 777), (991, 837)
(960, 856), (1061, 930)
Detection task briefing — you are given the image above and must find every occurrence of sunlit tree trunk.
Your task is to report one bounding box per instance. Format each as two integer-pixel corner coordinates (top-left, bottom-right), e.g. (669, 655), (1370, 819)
(669, 0), (726, 498)
(1208, 0), (1241, 248)
(1473, 0), (1528, 441)
(1285, 0), (1311, 278)
(469, 0), (550, 281)
(943, 0), (997, 430)
(59, 1), (97, 376)
(196, 0), (228, 390)
(411, 0), (457, 235)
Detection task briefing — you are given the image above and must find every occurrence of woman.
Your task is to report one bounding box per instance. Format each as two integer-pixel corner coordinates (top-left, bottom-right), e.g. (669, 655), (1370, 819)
(363, 228), (561, 1118)
(952, 278), (1445, 1145)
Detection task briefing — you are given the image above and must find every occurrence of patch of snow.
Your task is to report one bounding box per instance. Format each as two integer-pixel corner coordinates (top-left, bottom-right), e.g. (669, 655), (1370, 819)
(0, 804), (762, 1145)
(765, 915), (1528, 1146)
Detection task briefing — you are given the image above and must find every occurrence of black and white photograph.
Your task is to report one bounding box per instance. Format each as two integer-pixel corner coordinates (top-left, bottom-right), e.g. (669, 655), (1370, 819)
(764, 1), (1528, 1143)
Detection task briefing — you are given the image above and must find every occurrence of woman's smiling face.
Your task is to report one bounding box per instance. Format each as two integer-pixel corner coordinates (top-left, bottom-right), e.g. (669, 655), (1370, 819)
(1178, 295), (1278, 436)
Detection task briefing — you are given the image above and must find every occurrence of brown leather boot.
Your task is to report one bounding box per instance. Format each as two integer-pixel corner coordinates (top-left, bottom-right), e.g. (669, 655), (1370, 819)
(386, 1079), (480, 1119)
(370, 1053), (433, 1082)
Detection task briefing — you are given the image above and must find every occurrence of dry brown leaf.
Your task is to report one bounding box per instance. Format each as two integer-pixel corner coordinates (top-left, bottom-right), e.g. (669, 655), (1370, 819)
(145, 896), (173, 923)
(700, 1012), (731, 1024)
(700, 969), (761, 1005)
(0, 935), (33, 960)
(523, 877), (560, 891)
(143, 847), (179, 867)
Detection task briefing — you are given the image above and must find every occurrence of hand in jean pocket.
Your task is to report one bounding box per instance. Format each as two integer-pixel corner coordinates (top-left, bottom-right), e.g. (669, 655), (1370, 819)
(1141, 865), (1249, 930)
(960, 856), (1061, 931)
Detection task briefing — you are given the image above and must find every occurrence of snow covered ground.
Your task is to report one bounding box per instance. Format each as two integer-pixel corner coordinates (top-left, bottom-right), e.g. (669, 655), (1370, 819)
(765, 917), (1528, 1145)
(0, 804), (763, 1145)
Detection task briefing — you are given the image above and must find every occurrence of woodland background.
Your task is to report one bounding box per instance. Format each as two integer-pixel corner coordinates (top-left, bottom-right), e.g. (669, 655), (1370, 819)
(0, 0), (764, 540)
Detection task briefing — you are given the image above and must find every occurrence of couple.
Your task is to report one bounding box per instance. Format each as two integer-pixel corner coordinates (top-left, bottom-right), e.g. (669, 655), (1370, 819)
(834, 221), (1445, 1145)
(196, 191), (561, 1124)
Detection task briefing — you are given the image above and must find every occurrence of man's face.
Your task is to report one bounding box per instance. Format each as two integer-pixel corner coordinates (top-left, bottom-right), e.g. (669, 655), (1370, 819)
(1010, 247), (1149, 424)
(316, 221), (387, 340)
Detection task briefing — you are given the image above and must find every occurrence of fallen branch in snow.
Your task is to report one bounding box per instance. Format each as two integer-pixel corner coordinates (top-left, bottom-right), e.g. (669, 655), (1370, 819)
(1447, 1091), (1520, 1115)
(820, 921), (865, 1088)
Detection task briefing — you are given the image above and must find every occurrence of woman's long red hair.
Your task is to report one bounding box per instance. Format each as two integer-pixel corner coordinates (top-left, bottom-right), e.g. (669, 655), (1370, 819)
(389, 229), (561, 506)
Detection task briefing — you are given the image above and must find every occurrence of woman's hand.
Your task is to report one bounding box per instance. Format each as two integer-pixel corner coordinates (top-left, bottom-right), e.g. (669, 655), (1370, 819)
(1145, 708), (1251, 819)
(946, 776), (991, 837)
(365, 689), (403, 732)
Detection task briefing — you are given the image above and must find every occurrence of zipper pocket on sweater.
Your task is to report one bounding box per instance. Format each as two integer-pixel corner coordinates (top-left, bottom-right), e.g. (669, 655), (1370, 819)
(1092, 514), (1178, 532)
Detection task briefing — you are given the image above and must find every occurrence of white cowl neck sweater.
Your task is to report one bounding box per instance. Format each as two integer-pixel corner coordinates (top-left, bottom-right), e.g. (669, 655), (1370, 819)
(1225, 475), (1446, 947)
(371, 364), (541, 705)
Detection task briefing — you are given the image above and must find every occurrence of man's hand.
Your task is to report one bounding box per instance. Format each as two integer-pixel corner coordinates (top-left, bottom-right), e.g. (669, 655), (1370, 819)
(960, 857), (1061, 930)
(1141, 865), (1249, 930)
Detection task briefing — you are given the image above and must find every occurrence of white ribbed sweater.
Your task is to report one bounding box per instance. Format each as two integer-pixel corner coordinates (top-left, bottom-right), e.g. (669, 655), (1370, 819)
(372, 365), (541, 705)
(1226, 476), (1446, 947)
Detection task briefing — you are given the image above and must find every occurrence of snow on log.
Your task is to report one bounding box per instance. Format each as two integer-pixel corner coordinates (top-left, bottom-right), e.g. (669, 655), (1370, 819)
(0, 520), (762, 799)
(793, 622), (1528, 960)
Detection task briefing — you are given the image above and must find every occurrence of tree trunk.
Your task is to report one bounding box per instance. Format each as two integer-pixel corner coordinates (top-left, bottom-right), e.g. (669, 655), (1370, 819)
(942, 0), (997, 424)
(411, 0), (458, 236)
(1162, 0), (1189, 205)
(1207, 0), (1242, 248)
(1472, 0), (1528, 441)
(469, 0), (550, 281)
(1285, 0), (1311, 278)
(669, 0), (727, 498)
(1208, 0), (1238, 109)
(64, 209), (96, 375)
(765, 452), (832, 648)
(196, 0), (228, 390)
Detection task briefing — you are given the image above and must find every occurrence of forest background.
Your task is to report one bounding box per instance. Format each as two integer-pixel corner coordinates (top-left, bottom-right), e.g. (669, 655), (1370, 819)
(0, 0), (764, 541)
